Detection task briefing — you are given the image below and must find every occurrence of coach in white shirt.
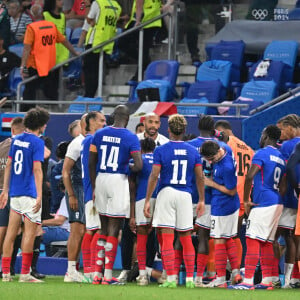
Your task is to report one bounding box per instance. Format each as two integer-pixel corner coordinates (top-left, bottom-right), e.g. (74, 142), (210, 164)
(137, 113), (169, 146)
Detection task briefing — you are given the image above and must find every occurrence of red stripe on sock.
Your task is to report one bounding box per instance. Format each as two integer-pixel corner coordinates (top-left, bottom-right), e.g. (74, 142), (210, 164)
(179, 235), (195, 278)
(2, 256), (11, 274)
(81, 233), (93, 273)
(292, 262), (300, 279)
(197, 253), (208, 277)
(214, 243), (227, 277)
(161, 233), (175, 276)
(105, 236), (118, 271)
(21, 252), (33, 275)
(226, 238), (239, 270)
(244, 238), (260, 280)
(137, 234), (148, 271)
(174, 249), (183, 275)
(157, 233), (166, 270)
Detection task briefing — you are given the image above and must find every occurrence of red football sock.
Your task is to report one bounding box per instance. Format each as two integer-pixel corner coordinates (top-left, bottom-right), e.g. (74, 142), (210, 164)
(161, 233), (175, 276)
(157, 232), (166, 270)
(180, 235), (195, 278)
(2, 257), (11, 275)
(137, 234), (148, 271)
(292, 262), (300, 279)
(214, 243), (227, 277)
(207, 239), (215, 274)
(91, 233), (106, 274)
(21, 252), (33, 275)
(235, 238), (243, 269)
(196, 253), (208, 277)
(261, 241), (274, 279)
(81, 233), (93, 273)
(95, 234), (106, 275)
(226, 238), (239, 270)
(104, 236), (118, 271)
(174, 249), (183, 276)
(244, 238), (260, 280)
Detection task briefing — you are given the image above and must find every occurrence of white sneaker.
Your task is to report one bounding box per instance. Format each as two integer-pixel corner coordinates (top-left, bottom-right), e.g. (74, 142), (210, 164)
(64, 271), (84, 283)
(157, 272), (167, 284)
(2, 273), (13, 282)
(207, 277), (227, 288)
(117, 270), (129, 283)
(19, 274), (44, 283)
(195, 276), (204, 287)
(136, 275), (149, 286)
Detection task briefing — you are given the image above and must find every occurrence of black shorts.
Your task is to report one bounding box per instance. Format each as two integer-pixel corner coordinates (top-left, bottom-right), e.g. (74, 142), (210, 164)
(65, 184), (85, 224)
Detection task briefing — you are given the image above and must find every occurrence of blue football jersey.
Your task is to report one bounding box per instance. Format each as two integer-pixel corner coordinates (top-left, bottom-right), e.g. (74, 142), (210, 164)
(8, 132), (44, 198)
(252, 146), (286, 207)
(280, 137), (300, 208)
(134, 153), (157, 201)
(188, 137), (233, 205)
(153, 141), (202, 194)
(92, 126), (141, 174)
(81, 134), (93, 203)
(211, 150), (240, 216)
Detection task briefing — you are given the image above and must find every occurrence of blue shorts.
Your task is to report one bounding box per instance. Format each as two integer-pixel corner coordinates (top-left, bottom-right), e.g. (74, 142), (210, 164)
(0, 197), (10, 227)
(65, 184), (85, 224)
(42, 226), (70, 245)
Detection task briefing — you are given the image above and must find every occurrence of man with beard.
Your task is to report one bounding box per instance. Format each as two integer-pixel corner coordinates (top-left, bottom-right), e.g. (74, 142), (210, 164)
(137, 113), (169, 146)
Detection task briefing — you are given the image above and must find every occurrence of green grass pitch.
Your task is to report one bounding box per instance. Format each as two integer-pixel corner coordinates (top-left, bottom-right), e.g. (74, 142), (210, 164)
(1, 276), (300, 300)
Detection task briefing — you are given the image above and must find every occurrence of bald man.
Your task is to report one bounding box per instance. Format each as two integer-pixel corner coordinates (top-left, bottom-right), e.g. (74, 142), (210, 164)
(63, 114), (87, 283)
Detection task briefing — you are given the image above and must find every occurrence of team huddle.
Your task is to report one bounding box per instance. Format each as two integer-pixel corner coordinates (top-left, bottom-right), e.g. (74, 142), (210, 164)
(0, 105), (299, 290)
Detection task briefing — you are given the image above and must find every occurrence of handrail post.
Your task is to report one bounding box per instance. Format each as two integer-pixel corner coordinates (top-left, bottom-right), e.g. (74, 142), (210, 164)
(58, 66), (64, 108)
(236, 106), (241, 117)
(173, 1), (179, 60)
(138, 28), (144, 82)
(97, 49), (104, 98)
(168, 11), (172, 60)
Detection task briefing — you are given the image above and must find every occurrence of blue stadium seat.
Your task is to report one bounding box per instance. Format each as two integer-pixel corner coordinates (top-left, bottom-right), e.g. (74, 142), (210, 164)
(177, 97), (208, 116)
(248, 60), (284, 93)
(8, 43), (24, 58)
(227, 99), (264, 116)
(68, 96), (102, 113)
(263, 40), (298, 84)
(70, 27), (82, 45)
(211, 40), (245, 85)
(288, 8), (300, 19)
(238, 80), (277, 104)
(180, 80), (224, 115)
(128, 60), (179, 102)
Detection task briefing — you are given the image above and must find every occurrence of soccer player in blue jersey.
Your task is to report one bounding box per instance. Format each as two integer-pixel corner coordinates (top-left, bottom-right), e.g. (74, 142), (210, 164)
(80, 111), (106, 284)
(63, 115), (87, 283)
(187, 115), (234, 287)
(277, 114), (300, 287)
(89, 105), (143, 285)
(144, 114), (205, 289)
(0, 107), (49, 283)
(200, 140), (240, 288)
(129, 137), (158, 286)
(230, 125), (286, 290)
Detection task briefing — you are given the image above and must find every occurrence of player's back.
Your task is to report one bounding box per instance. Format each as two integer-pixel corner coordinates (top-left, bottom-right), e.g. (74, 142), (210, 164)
(9, 132), (44, 198)
(280, 137), (300, 161)
(93, 126), (140, 174)
(252, 146), (286, 206)
(154, 141), (201, 194)
(136, 153), (157, 201)
(81, 134), (93, 202)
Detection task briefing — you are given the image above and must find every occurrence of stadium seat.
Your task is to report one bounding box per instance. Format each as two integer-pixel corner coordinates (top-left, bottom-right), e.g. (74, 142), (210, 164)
(128, 60), (180, 102)
(248, 60), (284, 93)
(227, 99), (264, 116)
(263, 40), (298, 84)
(65, 27), (72, 41)
(0, 67), (24, 98)
(177, 97), (208, 116)
(8, 43), (24, 58)
(288, 8), (300, 19)
(237, 80), (278, 104)
(70, 27), (82, 45)
(210, 40), (245, 86)
(68, 96), (103, 113)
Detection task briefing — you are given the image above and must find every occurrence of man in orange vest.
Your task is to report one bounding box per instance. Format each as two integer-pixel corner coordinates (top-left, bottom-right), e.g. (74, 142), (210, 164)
(20, 10), (79, 110)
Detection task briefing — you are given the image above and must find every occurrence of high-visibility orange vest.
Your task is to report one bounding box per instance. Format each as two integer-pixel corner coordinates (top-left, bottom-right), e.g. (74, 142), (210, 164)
(29, 20), (57, 76)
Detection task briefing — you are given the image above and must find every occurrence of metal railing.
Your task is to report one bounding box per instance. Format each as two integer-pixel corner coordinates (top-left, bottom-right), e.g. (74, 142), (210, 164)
(5, 99), (249, 117)
(16, 10), (175, 109)
(249, 86), (300, 115)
